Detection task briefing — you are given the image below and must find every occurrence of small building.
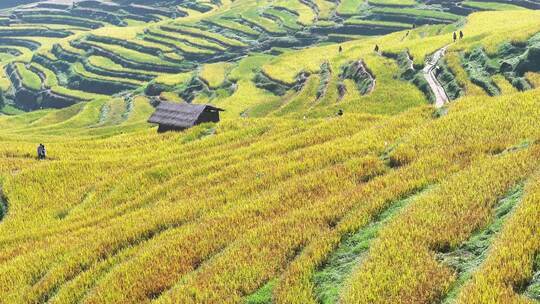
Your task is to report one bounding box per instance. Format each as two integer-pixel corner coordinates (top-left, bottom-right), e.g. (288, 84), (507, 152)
(148, 102), (224, 133)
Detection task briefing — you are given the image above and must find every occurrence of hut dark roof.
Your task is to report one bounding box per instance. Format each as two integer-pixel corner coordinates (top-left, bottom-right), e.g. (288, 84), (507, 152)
(148, 102), (224, 129)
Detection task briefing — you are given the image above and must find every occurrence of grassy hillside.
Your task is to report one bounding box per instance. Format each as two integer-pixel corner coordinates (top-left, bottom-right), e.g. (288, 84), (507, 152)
(1, 1), (540, 304)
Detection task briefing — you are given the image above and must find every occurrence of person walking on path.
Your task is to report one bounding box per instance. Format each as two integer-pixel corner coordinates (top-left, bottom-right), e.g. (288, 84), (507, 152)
(339, 45), (343, 53)
(374, 44), (379, 53)
(459, 31), (464, 40)
(37, 144), (46, 160)
(453, 32), (457, 42)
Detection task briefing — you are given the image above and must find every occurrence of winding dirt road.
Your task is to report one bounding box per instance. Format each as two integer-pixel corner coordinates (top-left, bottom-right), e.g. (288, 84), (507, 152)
(423, 46), (449, 108)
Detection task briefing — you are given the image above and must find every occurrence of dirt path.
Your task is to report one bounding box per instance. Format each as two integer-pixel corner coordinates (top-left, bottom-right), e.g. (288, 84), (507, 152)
(423, 46), (449, 108)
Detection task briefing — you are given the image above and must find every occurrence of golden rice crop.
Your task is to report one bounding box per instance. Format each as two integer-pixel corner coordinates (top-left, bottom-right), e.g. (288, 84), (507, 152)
(1, 6), (540, 304)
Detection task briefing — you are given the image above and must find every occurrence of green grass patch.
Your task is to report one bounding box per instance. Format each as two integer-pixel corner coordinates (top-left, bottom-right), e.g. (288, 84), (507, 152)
(148, 28), (225, 51)
(144, 31), (214, 55)
(462, 1), (526, 11)
(16, 62), (42, 90)
(72, 62), (144, 86)
(241, 8), (286, 34)
(244, 279), (277, 304)
(372, 7), (461, 21)
(1, 104), (24, 115)
(264, 8), (302, 30)
(154, 72), (193, 86)
(30, 63), (58, 88)
(344, 18), (411, 28)
(369, 0), (416, 6)
(0, 53), (15, 62)
(523, 254), (540, 301)
(51, 85), (108, 101)
(229, 54), (275, 81)
(84, 41), (179, 67)
(200, 62), (233, 88)
(87, 56), (159, 77)
(162, 24), (248, 47)
(337, 0), (367, 16)
(206, 18), (260, 36)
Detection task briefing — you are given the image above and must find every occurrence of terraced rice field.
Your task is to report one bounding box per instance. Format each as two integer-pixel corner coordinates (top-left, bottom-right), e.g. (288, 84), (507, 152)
(1, 0), (537, 115)
(0, 0), (508, 110)
(1, 0), (540, 303)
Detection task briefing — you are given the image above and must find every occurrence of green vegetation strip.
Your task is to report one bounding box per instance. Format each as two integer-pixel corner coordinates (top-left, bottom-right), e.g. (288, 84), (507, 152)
(438, 184), (524, 304)
(244, 279), (278, 304)
(462, 1), (526, 11)
(372, 7), (461, 21)
(368, 0), (416, 7)
(16, 63), (42, 91)
(523, 254), (540, 301)
(264, 8), (302, 30)
(337, 0), (368, 16)
(344, 19), (411, 28)
(313, 190), (424, 304)
(72, 62), (144, 86)
(462, 48), (501, 96)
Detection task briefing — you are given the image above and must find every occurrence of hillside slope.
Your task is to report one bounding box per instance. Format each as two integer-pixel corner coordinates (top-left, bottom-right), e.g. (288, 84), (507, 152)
(1, 3), (540, 304)
(2, 74), (540, 303)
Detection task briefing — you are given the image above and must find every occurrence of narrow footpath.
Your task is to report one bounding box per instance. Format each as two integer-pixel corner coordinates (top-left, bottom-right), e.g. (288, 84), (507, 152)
(423, 46), (450, 108)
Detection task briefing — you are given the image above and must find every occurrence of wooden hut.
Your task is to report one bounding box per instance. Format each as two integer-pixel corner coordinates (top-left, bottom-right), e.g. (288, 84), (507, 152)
(148, 102), (224, 133)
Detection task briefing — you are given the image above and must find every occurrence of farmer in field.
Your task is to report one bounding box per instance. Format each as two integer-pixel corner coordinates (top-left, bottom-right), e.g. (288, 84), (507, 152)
(459, 31), (464, 39)
(339, 45), (343, 53)
(374, 44), (380, 53)
(337, 109), (344, 116)
(37, 144), (46, 160)
(453, 32), (457, 42)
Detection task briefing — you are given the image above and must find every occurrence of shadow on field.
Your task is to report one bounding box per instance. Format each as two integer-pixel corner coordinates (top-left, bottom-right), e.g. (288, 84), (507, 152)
(0, 187), (8, 222)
